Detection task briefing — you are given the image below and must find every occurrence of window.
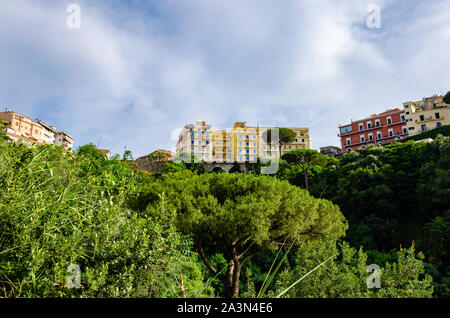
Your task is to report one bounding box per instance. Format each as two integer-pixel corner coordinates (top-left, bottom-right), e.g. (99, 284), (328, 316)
(347, 148), (352, 152)
(302, 139), (305, 142)
(359, 123), (364, 131)
(421, 124), (426, 131)
(402, 127), (407, 134)
(437, 122), (442, 128)
(406, 111), (410, 115)
(377, 132), (382, 139)
(435, 113), (440, 119)
(346, 138), (351, 145)
(401, 114), (405, 122)
(368, 133), (373, 141)
(367, 122), (372, 129)
(405, 105), (409, 108)
(387, 117), (392, 125)
(375, 120), (380, 127)
(389, 129), (393, 137)
(360, 135), (365, 143)
(420, 115), (424, 121)
(408, 127), (415, 130)
(340, 126), (352, 134)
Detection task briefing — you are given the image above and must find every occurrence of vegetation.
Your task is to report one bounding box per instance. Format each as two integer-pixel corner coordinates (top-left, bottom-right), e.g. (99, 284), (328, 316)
(0, 142), (211, 297)
(281, 149), (326, 191)
(138, 173), (347, 297)
(277, 135), (450, 297)
(262, 128), (296, 156)
(0, 126), (446, 298)
(443, 90), (450, 105)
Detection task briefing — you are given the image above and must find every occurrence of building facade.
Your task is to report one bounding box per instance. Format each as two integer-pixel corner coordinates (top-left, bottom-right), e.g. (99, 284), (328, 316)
(176, 120), (312, 162)
(0, 110), (44, 145)
(0, 110), (74, 149)
(403, 95), (450, 136)
(338, 108), (408, 152)
(176, 120), (213, 162)
(320, 145), (342, 156)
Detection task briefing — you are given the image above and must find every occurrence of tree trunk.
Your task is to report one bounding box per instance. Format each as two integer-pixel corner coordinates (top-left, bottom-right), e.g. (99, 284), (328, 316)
(224, 260), (236, 298)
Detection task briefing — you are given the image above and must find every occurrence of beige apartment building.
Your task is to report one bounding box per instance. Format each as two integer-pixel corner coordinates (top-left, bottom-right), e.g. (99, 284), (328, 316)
(0, 109), (74, 149)
(176, 120), (312, 163)
(403, 95), (450, 136)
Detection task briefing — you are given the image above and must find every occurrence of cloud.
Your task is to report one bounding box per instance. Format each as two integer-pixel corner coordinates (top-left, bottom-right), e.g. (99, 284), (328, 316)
(1, 0), (449, 156)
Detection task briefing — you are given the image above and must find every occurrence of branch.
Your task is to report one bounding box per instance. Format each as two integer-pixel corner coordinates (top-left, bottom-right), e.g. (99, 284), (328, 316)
(197, 243), (218, 275)
(237, 241), (255, 260)
(241, 251), (259, 265)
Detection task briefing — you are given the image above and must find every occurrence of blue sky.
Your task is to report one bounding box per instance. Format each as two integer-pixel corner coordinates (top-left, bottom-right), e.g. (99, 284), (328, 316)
(1, 0), (449, 157)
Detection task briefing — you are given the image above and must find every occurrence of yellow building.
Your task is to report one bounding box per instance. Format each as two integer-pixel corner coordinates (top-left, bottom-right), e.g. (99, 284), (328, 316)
(403, 95), (450, 136)
(281, 127), (312, 154)
(232, 122), (259, 163)
(176, 120), (312, 163)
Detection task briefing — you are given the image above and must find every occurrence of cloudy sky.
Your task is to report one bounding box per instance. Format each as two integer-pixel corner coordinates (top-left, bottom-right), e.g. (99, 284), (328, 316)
(1, 0), (449, 157)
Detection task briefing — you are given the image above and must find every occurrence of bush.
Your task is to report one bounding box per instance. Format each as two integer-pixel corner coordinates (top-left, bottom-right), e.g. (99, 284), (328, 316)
(0, 143), (210, 297)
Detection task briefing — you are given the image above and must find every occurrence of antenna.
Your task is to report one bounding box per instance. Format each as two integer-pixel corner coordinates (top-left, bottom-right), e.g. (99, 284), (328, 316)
(96, 134), (103, 148)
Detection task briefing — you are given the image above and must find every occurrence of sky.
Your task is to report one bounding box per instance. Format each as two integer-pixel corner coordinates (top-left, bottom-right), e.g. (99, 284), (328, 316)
(1, 0), (449, 157)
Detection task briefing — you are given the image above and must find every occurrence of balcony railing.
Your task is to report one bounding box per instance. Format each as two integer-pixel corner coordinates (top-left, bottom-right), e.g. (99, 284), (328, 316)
(415, 116), (443, 123)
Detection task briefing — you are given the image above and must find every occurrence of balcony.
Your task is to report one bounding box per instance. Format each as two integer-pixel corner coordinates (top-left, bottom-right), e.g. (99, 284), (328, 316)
(415, 116), (443, 123)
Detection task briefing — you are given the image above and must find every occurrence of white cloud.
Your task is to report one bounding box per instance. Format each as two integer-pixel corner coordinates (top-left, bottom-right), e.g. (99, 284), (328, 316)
(1, 0), (449, 156)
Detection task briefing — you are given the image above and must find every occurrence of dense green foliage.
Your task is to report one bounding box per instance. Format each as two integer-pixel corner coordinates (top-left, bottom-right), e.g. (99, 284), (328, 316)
(278, 136), (450, 297)
(0, 143), (211, 297)
(135, 173), (347, 297)
(0, 133), (444, 298)
(443, 91), (450, 105)
(273, 240), (433, 298)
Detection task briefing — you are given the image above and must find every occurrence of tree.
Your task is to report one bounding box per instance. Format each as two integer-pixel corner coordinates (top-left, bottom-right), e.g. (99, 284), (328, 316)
(443, 91), (450, 105)
(281, 149), (326, 191)
(262, 128), (296, 158)
(274, 240), (433, 298)
(0, 119), (11, 143)
(145, 173), (348, 297)
(148, 151), (169, 162)
(123, 149), (133, 161)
